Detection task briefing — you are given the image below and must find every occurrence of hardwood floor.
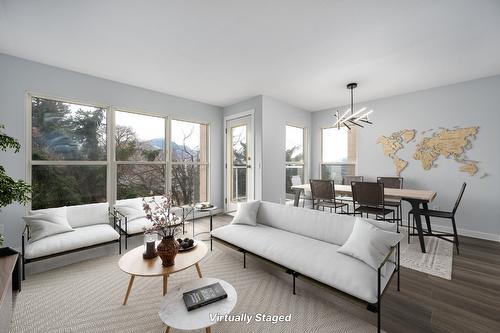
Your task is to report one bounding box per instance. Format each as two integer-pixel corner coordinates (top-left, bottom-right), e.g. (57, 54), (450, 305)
(381, 236), (500, 333)
(209, 215), (500, 333)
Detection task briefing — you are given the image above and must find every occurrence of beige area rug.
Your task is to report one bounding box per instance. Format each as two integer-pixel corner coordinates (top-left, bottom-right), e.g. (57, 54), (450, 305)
(11, 245), (381, 333)
(399, 226), (453, 280)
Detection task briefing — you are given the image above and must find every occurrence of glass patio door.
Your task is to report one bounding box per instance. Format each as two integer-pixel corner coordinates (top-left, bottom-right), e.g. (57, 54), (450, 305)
(225, 115), (253, 211)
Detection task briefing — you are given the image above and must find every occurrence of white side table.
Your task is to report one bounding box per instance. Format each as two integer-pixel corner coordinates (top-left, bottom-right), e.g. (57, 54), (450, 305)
(192, 206), (218, 240)
(159, 277), (237, 333)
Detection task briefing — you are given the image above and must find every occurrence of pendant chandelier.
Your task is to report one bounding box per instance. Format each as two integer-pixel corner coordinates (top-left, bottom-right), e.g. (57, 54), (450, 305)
(333, 83), (373, 130)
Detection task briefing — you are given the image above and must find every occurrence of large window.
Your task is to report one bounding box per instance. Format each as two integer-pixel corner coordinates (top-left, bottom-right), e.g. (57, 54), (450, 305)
(285, 125), (305, 197)
(321, 127), (356, 184)
(29, 94), (210, 210)
(30, 96), (107, 209)
(170, 120), (209, 206)
(115, 111), (166, 199)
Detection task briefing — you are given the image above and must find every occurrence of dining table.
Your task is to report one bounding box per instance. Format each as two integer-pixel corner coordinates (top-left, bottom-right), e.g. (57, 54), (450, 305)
(291, 183), (437, 253)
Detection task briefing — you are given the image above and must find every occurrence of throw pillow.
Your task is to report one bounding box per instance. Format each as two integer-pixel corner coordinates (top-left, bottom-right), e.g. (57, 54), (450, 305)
(337, 218), (403, 272)
(23, 206), (74, 242)
(115, 199), (145, 221)
(231, 200), (261, 226)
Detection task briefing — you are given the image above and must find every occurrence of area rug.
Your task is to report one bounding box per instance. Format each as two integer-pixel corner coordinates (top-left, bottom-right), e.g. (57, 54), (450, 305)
(399, 227), (453, 280)
(11, 245), (381, 333)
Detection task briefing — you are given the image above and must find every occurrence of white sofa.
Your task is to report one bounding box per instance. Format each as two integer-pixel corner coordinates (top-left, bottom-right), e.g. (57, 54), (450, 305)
(22, 202), (121, 279)
(211, 201), (400, 332)
(114, 197), (185, 248)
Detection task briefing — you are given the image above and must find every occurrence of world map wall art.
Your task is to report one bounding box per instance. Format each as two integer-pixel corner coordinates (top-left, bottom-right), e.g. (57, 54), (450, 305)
(377, 126), (484, 177)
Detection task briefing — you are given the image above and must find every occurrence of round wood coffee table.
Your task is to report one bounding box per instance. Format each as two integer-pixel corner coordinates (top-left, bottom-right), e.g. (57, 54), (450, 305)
(159, 277), (237, 333)
(118, 241), (208, 305)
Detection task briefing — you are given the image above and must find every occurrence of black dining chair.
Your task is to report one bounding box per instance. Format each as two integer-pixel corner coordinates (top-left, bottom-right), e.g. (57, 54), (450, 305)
(407, 182), (466, 254)
(310, 179), (349, 214)
(336, 175), (364, 213)
(351, 181), (396, 224)
(377, 177), (404, 226)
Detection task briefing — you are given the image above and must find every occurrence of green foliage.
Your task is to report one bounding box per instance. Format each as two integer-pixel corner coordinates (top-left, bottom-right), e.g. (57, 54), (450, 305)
(0, 125), (21, 153)
(30, 97), (107, 209)
(142, 149), (161, 161)
(0, 125), (32, 209)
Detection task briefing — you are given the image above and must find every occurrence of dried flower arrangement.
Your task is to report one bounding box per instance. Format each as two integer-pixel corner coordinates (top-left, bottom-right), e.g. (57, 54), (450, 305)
(142, 193), (182, 239)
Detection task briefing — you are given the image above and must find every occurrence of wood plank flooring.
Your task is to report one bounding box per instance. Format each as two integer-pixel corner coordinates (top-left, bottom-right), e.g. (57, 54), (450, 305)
(210, 214), (500, 333)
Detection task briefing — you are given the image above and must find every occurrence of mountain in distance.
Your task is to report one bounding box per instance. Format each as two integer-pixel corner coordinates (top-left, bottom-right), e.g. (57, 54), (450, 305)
(145, 139), (199, 160)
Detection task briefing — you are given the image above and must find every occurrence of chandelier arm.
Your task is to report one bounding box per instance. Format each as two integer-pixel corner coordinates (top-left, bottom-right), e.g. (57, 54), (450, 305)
(347, 119), (364, 128)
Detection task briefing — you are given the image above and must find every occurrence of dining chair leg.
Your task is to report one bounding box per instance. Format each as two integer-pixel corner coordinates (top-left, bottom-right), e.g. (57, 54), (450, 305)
(407, 212), (411, 244)
(400, 205), (403, 226)
(451, 217), (460, 255)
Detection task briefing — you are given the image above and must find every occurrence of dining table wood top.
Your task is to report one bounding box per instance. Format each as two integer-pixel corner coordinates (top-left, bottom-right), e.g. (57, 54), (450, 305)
(291, 183), (437, 203)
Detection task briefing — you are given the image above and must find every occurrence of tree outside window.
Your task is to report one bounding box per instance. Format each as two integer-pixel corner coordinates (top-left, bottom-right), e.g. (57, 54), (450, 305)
(171, 120), (209, 206)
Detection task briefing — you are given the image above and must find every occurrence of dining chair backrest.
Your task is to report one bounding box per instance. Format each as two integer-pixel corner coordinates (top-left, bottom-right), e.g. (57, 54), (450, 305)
(309, 179), (334, 201)
(351, 181), (385, 207)
(377, 177), (404, 189)
(452, 182), (467, 214)
(291, 175), (302, 187)
(343, 175), (364, 185)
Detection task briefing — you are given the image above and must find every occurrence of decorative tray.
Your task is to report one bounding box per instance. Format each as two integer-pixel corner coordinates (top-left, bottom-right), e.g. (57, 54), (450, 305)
(177, 238), (198, 252)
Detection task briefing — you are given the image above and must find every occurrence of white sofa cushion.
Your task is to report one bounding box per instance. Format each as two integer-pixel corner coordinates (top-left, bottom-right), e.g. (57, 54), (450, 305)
(337, 218), (403, 273)
(211, 223), (395, 303)
(23, 206), (74, 242)
(25, 224), (120, 259)
(118, 217), (154, 235)
(66, 202), (109, 228)
(115, 198), (145, 221)
(232, 200), (260, 226)
(256, 202), (396, 246)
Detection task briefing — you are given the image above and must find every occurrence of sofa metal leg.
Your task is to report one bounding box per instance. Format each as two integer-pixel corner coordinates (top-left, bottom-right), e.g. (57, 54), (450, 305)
(286, 270), (299, 295)
(243, 251), (246, 268)
(377, 266), (381, 333)
(210, 237), (213, 251)
(119, 238), (122, 255)
(22, 257), (26, 281)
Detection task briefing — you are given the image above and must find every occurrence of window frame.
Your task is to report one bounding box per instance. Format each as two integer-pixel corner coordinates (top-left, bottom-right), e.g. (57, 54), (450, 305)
(320, 125), (357, 180)
(170, 117), (211, 205)
(113, 107), (169, 202)
(27, 92), (111, 210)
(285, 124), (307, 198)
(26, 92), (211, 211)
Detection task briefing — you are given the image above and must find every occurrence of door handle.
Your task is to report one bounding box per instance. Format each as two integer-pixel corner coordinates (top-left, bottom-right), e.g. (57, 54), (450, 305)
(247, 165), (251, 169)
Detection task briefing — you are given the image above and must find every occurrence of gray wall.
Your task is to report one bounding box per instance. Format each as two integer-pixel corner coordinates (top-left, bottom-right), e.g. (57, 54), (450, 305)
(223, 96), (311, 205)
(223, 96), (263, 200)
(312, 75), (500, 240)
(262, 96), (311, 203)
(0, 53), (224, 250)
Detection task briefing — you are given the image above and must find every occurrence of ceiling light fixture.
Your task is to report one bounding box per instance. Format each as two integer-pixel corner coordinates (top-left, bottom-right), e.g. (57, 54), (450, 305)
(334, 83), (373, 130)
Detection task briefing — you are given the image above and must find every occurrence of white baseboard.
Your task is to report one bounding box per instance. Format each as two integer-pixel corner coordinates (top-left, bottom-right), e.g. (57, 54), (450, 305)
(404, 219), (500, 242)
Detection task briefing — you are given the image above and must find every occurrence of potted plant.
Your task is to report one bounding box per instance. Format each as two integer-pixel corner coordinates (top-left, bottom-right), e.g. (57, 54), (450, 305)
(0, 124), (31, 253)
(142, 193), (182, 266)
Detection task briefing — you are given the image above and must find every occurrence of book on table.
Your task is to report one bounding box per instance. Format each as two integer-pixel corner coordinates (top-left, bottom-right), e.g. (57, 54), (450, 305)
(195, 202), (214, 209)
(183, 282), (227, 311)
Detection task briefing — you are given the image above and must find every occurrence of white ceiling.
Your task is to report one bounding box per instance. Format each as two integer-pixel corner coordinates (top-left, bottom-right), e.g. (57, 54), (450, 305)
(1, 0), (500, 111)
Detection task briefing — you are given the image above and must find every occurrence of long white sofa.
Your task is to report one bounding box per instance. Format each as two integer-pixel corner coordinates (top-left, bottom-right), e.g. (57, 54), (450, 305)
(211, 201), (400, 332)
(22, 202), (121, 279)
